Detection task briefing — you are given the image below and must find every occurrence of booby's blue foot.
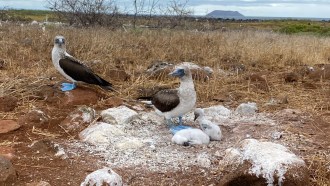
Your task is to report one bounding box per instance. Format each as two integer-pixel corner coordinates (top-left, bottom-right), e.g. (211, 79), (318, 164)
(170, 125), (192, 135)
(166, 119), (175, 127)
(61, 83), (76, 91)
(178, 116), (183, 125)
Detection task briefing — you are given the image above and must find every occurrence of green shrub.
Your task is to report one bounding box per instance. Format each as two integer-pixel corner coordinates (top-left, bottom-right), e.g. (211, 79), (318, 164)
(278, 23), (330, 36)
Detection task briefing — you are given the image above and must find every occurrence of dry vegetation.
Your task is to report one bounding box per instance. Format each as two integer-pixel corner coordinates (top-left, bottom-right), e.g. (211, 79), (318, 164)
(0, 22), (329, 185)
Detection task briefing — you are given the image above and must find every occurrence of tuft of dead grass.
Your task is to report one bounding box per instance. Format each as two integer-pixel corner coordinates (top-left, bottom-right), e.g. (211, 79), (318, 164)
(31, 126), (61, 138)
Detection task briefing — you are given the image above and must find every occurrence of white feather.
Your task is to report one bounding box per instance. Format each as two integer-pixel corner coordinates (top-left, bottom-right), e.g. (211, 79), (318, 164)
(163, 66), (196, 120)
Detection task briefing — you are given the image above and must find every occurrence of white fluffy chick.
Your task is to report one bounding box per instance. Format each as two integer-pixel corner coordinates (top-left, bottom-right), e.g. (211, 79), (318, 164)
(172, 128), (210, 146)
(194, 108), (222, 141)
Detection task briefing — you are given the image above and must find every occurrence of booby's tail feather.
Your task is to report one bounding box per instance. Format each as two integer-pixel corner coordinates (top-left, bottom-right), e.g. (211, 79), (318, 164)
(98, 77), (114, 91)
(101, 85), (115, 91)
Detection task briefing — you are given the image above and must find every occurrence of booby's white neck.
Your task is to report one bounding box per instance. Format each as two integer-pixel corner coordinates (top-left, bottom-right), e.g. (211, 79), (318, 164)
(197, 116), (209, 127)
(51, 44), (76, 82)
(178, 74), (195, 91)
(52, 45), (66, 62)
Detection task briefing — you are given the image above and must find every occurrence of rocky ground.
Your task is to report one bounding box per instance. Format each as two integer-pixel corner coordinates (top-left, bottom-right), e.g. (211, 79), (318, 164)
(1, 76), (329, 185)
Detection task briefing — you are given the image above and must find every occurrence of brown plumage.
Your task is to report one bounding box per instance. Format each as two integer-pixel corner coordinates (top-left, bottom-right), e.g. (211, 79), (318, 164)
(152, 89), (180, 112)
(59, 56), (113, 90)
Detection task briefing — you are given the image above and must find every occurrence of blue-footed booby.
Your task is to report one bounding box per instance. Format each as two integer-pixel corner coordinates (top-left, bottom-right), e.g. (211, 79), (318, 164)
(152, 65), (196, 128)
(51, 35), (113, 91)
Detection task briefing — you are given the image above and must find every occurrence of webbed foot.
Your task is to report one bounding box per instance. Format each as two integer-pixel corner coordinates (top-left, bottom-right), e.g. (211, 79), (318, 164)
(61, 82), (76, 91)
(178, 116), (183, 125)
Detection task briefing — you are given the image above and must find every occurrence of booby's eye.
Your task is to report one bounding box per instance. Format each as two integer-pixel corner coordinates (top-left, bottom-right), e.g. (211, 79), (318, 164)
(55, 38), (65, 44)
(170, 68), (185, 77)
(177, 69), (185, 75)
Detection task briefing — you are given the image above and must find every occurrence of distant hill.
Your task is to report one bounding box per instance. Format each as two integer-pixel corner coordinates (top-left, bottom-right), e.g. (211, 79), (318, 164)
(205, 10), (244, 18)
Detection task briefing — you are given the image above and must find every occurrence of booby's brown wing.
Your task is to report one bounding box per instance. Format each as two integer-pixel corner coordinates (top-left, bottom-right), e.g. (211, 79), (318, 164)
(59, 56), (112, 88)
(152, 89), (180, 112)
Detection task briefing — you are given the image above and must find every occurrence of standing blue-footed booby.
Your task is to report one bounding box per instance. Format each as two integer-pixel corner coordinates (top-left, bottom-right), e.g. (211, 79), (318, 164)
(152, 65), (196, 130)
(51, 35), (113, 91)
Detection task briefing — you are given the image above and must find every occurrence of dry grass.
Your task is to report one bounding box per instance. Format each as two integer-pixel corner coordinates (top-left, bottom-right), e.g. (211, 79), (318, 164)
(0, 23), (329, 185)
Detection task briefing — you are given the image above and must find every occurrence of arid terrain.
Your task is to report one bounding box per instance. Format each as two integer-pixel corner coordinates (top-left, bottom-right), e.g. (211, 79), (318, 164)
(0, 21), (329, 185)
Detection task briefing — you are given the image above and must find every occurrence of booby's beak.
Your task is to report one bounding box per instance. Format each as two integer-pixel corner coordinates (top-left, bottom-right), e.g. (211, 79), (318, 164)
(58, 39), (65, 46)
(194, 113), (199, 121)
(55, 37), (65, 47)
(169, 68), (185, 77)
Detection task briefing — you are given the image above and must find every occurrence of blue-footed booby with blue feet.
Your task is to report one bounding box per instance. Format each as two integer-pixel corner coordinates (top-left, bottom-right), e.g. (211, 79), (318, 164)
(152, 65), (196, 133)
(51, 35), (113, 91)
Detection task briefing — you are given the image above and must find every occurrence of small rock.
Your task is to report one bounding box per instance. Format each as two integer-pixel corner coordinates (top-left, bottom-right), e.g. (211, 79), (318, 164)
(264, 98), (281, 106)
(0, 156), (16, 185)
(204, 105), (232, 118)
(104, 97), (123, 108)
(31, 20), (38, 25)
(18, 110), (49, 127)
(29, 139), (65, 158)
(59, 106), (96, 133)
(196, 153), (211, 168)
(63, 87), (99, 106)
(114, 138), (144, 150)
(53, 144), (68, 159)
(26, 181), (51, 186)
(79, 122), (125, 145)
(275, 109), (302, 121)
(271, 131), (283, 140)
(81, 168), (123, 186)
(235, 102), (258, 115)
(219, 139), (309, 186)
(29, 139), (54, 154)
(0, 96), (18, 112)
(0, 120), (20, 134)
(101, 106), (139, 125)
(35, 85), (63, 103)
(0, 146), (15, 160)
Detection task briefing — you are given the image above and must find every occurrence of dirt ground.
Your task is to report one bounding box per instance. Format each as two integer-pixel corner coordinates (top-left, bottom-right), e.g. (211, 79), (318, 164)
(1, 83), (329, 185)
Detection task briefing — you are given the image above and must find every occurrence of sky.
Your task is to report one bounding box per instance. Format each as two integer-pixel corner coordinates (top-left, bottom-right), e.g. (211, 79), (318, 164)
(0, 0), (329, 18)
